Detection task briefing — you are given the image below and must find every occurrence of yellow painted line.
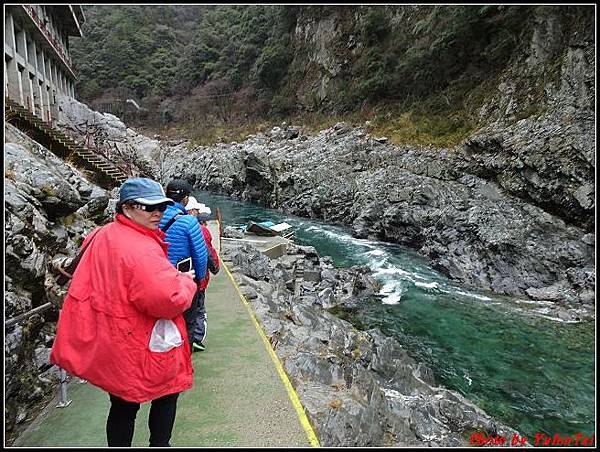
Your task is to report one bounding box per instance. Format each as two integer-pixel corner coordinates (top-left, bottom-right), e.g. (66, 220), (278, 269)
(222, 262), (320, 447)
(216, 222), (320, 447)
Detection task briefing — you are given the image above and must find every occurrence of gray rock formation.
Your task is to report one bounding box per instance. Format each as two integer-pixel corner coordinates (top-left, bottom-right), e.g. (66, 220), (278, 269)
(159, 5), (594, 316)
(161, 122), (594, 318)
(4, 123), (110, 441)
(222, 241), (521, 446)
(56, 95), (160, 179)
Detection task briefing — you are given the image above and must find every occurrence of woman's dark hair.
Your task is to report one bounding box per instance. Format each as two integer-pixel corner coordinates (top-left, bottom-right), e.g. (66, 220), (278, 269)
(115, 202), (131, 214)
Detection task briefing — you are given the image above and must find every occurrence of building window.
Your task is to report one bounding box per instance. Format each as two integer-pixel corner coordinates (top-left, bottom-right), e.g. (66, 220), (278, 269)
(26, 40), (34, 63)
(13, 26), (20, 54)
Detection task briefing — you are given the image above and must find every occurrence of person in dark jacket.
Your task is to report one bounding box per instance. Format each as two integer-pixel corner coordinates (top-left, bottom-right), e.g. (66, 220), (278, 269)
(185, 196), (220, 351)
(159, 179), (208, 352)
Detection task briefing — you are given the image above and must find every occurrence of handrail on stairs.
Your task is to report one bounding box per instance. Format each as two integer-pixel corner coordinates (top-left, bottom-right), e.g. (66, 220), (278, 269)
(5, 97), (129, 186)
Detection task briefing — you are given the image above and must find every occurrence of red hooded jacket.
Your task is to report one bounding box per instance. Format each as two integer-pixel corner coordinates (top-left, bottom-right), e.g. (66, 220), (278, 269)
(198, 224), (219, 292)
(50, 214), (197, 403)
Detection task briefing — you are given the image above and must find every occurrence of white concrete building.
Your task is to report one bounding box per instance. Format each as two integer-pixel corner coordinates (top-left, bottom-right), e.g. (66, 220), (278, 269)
(4, 4), (85, 124)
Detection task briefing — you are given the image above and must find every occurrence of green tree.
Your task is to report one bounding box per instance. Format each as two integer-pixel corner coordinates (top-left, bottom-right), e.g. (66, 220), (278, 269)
(255, 37), (292, 89)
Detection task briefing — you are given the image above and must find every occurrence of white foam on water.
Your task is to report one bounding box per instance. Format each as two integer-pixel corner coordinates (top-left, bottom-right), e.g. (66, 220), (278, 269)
(463, 371), (472, 386)
(382, 292), (402, 305)
(541, 317), (581, 324)
(379, 280), (404, 305)
(305, 225), (379, 248)
(380, 281), (400, 294)
(368, 257), (390, 270)
(414, 281), (439, 290)
(452, 289), (492, 301)
(366, 249), (386, 257)
(514, 299), (555, 306)
(373, 266), (417, 281)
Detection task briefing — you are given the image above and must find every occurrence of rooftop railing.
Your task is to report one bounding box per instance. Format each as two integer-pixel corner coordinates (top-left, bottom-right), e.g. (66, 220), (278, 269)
(23, 5), (75, 78)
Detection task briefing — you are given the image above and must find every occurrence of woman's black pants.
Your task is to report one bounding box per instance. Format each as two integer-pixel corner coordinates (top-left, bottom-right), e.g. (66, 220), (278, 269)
(106, 392), (179, 447)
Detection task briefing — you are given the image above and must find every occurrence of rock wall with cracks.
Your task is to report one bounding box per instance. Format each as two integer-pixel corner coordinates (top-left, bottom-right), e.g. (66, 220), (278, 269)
(221, 241), (521, 446)
(4, 123), (114, 441)
(162, 122), (594, 321)
(160, 8), (594, 310)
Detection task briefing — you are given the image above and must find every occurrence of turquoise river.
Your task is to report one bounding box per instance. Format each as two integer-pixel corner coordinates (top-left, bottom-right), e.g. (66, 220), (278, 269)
(196, 190), (595, 442)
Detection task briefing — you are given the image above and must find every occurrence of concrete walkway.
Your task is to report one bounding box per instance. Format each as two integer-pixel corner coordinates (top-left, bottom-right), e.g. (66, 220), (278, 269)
(13, 222), (317, 447)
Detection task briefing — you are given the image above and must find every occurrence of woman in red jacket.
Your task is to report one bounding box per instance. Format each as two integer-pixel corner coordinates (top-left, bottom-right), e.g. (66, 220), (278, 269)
(50, 178), (197, 447)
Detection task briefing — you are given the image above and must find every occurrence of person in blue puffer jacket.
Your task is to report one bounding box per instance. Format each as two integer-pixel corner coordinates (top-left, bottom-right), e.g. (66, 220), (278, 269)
(159, 179), (208, 352)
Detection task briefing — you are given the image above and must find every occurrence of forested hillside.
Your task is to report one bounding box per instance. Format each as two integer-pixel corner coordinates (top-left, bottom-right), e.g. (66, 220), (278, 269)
(71, 5), (593, 144)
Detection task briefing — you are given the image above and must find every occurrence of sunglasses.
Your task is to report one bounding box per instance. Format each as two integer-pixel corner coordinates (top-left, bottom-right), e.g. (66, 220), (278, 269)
(130, 203), (168, 213)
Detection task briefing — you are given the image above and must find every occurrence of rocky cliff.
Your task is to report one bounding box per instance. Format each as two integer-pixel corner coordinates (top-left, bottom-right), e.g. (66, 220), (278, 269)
(159, 5), (594, 318)
(161, 122), (594, 322)
(4, 98), (162, 441)
(4, 118), (522, 447)
(4, 123), (111, 440)
(288, 6), (595, 232)
(459, 5), (595, 232)
(3, 5), (594, 443)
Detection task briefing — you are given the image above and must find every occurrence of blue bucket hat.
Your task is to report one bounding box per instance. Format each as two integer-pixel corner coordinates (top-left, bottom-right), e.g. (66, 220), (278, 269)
(119, 178), (174, 205)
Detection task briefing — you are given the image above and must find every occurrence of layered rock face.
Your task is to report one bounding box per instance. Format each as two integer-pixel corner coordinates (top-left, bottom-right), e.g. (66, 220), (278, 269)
(288, 5), (595, 234)
(162, 121), (594, 317)
(459, 6), (595, 233)
(161, 8), (594, 316)
(55, 96), (161, 179)
(222, 240), (521, 446)
(4, 123), (114, 439)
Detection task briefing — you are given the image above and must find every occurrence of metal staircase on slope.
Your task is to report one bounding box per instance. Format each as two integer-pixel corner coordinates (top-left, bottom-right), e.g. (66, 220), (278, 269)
(5, 97), (129, 188)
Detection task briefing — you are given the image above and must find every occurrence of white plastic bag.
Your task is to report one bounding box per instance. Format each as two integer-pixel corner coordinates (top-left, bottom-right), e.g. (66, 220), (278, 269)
(149, 319), (183, 352)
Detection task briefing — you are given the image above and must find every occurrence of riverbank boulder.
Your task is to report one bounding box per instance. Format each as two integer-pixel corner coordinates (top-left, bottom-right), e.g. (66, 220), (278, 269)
(222, 240), (520, 446)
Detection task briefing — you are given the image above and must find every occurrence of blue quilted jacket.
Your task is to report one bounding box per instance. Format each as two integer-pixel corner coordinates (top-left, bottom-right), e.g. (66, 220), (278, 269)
(159, 203), (208, 280)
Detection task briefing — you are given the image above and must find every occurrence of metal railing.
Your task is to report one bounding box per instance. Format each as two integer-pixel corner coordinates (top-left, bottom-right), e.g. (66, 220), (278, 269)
(24, 5), (75, 76)
(6, 98), (129, 185)
(5, 303), (53, 329)
(56, 368), (72, 408)
(4, 303), (72, 407)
